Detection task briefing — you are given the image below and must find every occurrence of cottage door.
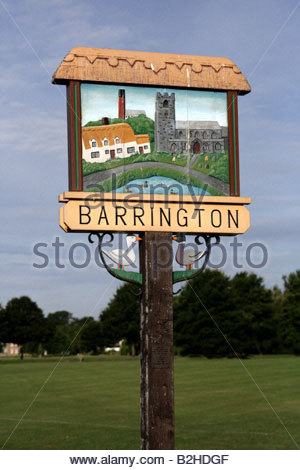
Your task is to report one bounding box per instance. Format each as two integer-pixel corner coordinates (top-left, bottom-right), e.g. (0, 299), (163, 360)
(193, 141), (201, 154)
(139, 146), (144, 154)
(110, 150), (115, 160)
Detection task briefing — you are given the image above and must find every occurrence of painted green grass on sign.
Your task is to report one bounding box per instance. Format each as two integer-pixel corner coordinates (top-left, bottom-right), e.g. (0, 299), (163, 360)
(82, 152), (187, 177)
(0, 355), (299, 450)
(191, 152), (230, 183)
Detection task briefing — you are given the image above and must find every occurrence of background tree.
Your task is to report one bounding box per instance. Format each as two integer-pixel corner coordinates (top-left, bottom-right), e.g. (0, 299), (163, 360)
(230, 272), (276, 354)
(67, 316), (92, 355)
(1, 269), (298, 359)
(40, 312), (106, 356)
(44, 310), (73, 354)
(81, 320), (106, 354)
(0, 305), (3, 353)
(277, 271), (300, 354)
(0, 302), (9, 343)
(0, 297), (46, 355)
(47, 310), (73, 326)
(271, 285), (285, 352)
(174, 269), (245, 357)
(100, 284), (140, 355)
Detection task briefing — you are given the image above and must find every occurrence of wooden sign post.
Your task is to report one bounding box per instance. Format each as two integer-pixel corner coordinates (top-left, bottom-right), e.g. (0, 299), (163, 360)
(53, 47), (251, 450)
(140, 232), (174, 449)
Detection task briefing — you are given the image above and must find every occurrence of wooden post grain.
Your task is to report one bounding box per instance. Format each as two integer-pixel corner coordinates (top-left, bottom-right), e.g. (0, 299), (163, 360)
(140, 232), (174, 450)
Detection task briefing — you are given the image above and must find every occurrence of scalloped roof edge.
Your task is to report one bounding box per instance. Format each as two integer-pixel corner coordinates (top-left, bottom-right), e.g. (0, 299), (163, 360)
(52, 47), (251, 94)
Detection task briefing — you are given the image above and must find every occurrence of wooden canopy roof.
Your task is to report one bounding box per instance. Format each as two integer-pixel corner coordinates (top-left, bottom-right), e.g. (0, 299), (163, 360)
(52, 47), (251, 94)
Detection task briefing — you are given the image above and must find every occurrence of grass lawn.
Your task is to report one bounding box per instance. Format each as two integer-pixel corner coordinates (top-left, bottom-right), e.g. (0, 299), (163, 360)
(0, 355), (299, 450)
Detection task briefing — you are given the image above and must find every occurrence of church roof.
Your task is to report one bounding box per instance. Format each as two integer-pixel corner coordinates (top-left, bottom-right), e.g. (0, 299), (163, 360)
(176, 120), (222, 129)
(52, 47), (251, 95)
(126, 110), (146, 116)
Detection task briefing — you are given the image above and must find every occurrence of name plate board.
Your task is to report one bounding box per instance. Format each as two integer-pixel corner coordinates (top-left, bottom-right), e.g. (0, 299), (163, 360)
(59, 193), (250, 235)
(53, 48), (251, 234)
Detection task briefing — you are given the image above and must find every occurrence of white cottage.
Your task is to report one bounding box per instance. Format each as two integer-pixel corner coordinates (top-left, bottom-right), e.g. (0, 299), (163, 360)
(82, 123), (150, 163)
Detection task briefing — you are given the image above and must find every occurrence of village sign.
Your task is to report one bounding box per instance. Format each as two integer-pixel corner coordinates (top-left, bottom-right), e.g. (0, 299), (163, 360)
(52, 47), (251, 450)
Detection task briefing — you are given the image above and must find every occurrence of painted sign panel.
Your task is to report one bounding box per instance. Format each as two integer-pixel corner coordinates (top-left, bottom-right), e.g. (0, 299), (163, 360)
(80, 84), (230, 197)
(54, 48), (251, 234)
(59, 196), (250, 235)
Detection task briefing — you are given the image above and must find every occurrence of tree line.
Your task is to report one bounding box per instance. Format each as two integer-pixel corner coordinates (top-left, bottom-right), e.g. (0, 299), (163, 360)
(0, 269), (299, 358)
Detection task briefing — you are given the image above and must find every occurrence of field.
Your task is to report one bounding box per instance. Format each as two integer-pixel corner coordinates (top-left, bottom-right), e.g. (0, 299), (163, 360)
(0, 355), (299, 450)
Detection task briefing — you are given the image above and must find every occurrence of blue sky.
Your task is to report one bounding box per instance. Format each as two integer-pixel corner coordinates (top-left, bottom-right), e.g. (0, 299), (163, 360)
(0, 0), (299, 317)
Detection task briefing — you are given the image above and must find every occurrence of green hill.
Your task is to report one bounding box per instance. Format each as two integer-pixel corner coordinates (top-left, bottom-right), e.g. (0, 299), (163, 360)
(84, 114), (155, 143)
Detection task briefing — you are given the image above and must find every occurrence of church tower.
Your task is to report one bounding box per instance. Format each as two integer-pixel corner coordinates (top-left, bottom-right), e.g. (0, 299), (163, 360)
(155, 92), (176, 152)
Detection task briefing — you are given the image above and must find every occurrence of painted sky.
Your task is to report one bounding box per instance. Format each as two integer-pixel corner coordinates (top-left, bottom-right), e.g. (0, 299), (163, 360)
(81, 84), (228, 125)
(0, 0), (299, 318)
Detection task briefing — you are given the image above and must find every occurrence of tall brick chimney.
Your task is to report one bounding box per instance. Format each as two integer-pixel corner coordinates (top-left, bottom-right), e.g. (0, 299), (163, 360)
(118, 89), (125, 119)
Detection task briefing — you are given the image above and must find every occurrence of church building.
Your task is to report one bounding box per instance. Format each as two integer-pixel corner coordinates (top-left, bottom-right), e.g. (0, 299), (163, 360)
(154, 92), (228, 155)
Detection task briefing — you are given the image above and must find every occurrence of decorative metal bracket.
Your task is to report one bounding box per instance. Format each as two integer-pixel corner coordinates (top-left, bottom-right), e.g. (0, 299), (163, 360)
(89, 232), (220, 296)
(88, 232), (143, 288)
(172, 234), (220, 284)
(172, 234), (220, 294)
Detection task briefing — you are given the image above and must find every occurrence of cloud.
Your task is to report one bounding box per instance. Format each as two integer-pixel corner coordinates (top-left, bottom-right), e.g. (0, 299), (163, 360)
(0, 111), (66, 154)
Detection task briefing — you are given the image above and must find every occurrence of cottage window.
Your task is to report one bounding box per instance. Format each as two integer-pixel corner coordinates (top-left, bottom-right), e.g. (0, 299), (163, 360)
(115, 137), (120, 144)
(103, 138), (109, 146)
(105, 150), (109, 154)
(127, 147), (135, 154)
(117, 148), (122, 154)
(91, 139), (97, 147)
(144, 145), (148, 149)
(91, 151), (100, 158)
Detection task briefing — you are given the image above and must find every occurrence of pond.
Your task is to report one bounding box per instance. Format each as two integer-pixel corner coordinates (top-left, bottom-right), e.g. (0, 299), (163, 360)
(115, 176), (211, 196)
